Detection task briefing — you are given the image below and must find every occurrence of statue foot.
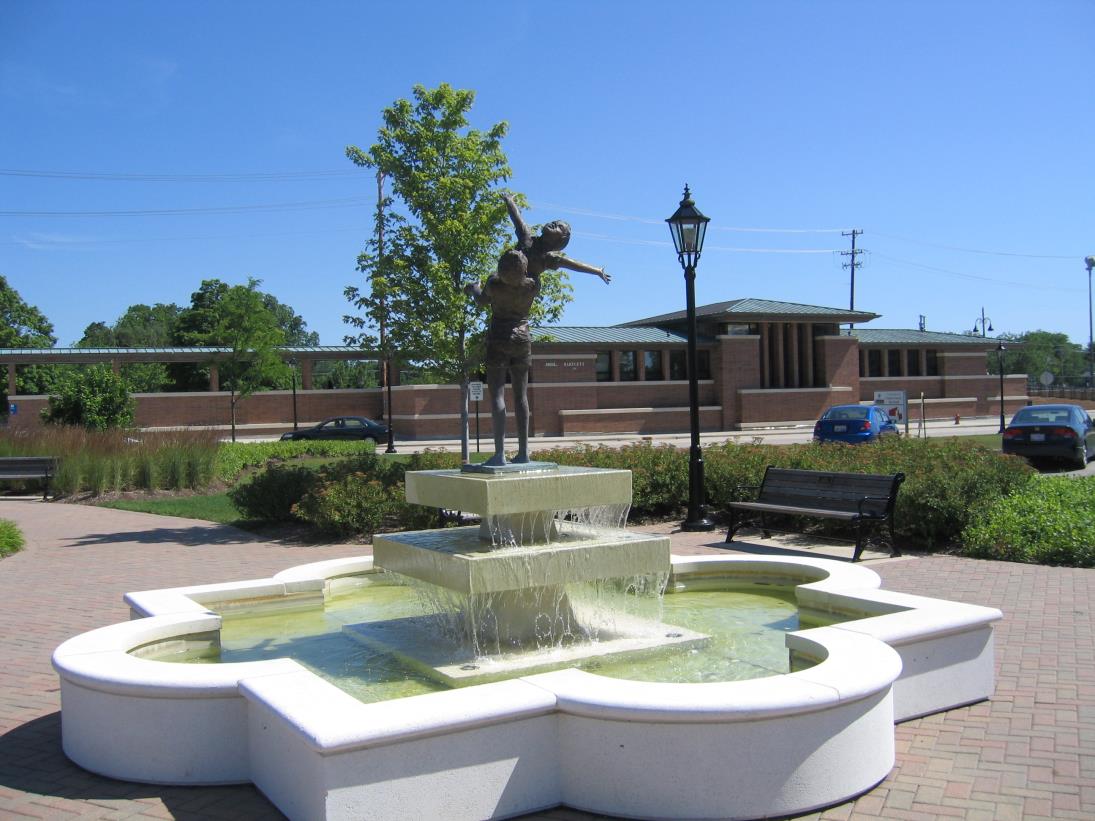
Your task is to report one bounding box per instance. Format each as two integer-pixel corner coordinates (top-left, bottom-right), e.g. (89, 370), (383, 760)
(484, 453), (507, 467)
(513, 451), (530, 464)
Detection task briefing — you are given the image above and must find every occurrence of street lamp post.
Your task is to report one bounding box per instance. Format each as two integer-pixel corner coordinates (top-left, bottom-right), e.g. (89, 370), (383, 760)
(996, 343), (1006, 433)
(384, 357), (396, 454)
(1085, 256), (1094, 392)
(971, 307), (993, 337)
(666, 185), (714, 532)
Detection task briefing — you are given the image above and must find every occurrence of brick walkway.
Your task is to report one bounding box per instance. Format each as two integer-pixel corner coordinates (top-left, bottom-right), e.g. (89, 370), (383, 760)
(1, 499), (1092, 820)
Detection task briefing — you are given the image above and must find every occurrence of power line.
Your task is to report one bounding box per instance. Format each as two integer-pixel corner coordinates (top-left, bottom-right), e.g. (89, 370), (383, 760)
(0, 196), (372, 217)
(0, 168), (359, 182)
(533, 202), (847, 234)
(871, 230), (1076, 260)
(873, 252), (1080, 292)
(573, 232), (838, 253)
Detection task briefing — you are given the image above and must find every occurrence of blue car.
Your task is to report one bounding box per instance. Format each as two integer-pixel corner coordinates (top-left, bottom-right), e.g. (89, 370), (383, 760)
(813, 404), (898, 444)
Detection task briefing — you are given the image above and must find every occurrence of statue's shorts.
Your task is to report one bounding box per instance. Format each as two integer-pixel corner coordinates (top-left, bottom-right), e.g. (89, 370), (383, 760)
(485, 337), (532, 369)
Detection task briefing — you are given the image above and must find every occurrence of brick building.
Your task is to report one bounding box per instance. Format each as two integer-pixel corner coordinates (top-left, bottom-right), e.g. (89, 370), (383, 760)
(2, 298), (1026, 438)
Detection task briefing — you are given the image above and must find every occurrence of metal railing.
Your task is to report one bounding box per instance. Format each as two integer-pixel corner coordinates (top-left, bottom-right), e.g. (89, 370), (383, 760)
(1027, 385), (1095, 401)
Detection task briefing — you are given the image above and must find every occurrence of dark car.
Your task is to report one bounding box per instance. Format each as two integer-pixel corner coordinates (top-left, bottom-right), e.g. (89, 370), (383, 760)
(813, 404), (899, 444)
(280, 416), (389, 444)
(1002, 404), (1094, 468)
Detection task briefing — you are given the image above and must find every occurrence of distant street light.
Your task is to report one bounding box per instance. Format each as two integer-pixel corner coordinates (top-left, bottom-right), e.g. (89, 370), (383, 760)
(666, 185), (714, 532)
(1085, 256), (1094, 390)
(996, 343), (1006, 434)
(287, 357), (299, 431)
(972, 307), (994, 337)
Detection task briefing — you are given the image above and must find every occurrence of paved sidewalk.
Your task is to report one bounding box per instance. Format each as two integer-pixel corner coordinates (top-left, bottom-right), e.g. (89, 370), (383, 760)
(1, 499), (1093, 820)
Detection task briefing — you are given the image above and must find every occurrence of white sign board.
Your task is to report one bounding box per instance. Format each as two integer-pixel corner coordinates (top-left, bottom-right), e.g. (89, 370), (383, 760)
(468, 381), (484, 402)
(873, 390), (908, 425)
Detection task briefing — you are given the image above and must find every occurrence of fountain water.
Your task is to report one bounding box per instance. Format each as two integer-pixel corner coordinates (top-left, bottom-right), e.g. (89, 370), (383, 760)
(52, 466), (1003, 820)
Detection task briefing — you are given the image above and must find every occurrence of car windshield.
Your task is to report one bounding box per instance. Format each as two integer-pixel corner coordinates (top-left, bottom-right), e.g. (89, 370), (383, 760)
(1011, 408), (1072, 425)
(825, 407), (869, 421)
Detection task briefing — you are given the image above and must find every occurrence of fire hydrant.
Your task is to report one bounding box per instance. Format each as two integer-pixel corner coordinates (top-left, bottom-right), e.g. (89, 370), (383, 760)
(954, 413), (960, 425)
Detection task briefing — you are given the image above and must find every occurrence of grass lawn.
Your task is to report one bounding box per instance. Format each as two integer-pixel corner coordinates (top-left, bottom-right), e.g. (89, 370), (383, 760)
(98, 492), (242, 525)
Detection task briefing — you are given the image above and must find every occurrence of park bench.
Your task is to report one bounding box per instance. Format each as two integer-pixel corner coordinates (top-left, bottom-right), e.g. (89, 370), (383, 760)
(0, 456), (58, 500)
(725, 466), (905, 562)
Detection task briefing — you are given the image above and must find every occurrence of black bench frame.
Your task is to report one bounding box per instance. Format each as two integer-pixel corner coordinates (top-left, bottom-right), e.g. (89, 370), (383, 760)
(0, 456), (58, 500)
(725, 466), (905, 562)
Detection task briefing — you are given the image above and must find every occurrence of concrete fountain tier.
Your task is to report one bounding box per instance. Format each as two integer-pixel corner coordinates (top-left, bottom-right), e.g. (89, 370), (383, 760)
(374, 467), (702, 681)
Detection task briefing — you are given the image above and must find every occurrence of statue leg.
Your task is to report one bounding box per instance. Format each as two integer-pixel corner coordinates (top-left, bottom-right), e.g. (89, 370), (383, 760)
(511, 363), (530, 463)
(484, 363), (508, 466)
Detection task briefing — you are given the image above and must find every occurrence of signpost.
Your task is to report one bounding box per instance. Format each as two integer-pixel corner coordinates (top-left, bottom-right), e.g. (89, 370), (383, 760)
(468, 381), (484, 453)
(873, 390), (908, 436)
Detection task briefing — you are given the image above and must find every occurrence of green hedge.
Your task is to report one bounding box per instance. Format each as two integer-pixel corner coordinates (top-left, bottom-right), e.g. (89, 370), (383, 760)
(215, 439), (378, 482)
(961, 476), (1095, 567)
(0, 518), (24, 557)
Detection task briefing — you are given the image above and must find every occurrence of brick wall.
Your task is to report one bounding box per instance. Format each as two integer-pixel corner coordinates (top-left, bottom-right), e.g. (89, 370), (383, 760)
(717, 335), (761, 428)
(817, 336), (860, 393)
(738, 387), (856, 425)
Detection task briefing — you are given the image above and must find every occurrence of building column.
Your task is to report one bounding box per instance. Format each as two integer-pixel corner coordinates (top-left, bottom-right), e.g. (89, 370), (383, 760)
(773, 323), (785, 387)
(920, 348), (927, 376)
(301, 359), (314, 390)
(209, 364), (219, 391)
(882, 349), (890, 377)
(789, 324), (801, 388)
(661, 349), (669, 381)
(7, 364), (15, 397)
(804, 323), (815, 388)
(637, 350), (646, 381)
(760, 324), (770, 388)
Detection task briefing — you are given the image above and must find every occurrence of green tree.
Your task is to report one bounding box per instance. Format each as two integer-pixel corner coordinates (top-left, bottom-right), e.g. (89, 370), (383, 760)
(76, 304), (181, 393)
(345, 83), (573, 460)
(991, 330), (1087, 386)
(40, 365), (134, 430)
(200, 279), (288, 441)
(0, 275), (60, 403)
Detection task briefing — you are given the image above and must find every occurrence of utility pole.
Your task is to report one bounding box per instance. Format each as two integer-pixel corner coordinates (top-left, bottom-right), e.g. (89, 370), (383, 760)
(376, 169), (396, 454)
(841, 229), (864, 329)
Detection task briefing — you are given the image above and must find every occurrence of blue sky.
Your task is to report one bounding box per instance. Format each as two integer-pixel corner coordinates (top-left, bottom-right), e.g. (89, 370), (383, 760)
(2, 1), (1093, 348)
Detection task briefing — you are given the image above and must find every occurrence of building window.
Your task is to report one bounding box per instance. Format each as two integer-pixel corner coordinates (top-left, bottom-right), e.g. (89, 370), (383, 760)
(643, 351), (664, 380)
(906, 349), (921, 376)
(595, 352), (612, 382)
(669, 350), (687, 380)
(887, 349), (902, 376)
(697, 350), (711, 380)
(619, 351), (638, 381)
(723, 323), (757, 336)
(867, 349), (882, 377)
(925, 350), (939, 376)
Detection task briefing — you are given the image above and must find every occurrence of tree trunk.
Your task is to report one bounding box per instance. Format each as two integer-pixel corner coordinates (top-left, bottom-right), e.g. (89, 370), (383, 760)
(458, 327), (470, 463)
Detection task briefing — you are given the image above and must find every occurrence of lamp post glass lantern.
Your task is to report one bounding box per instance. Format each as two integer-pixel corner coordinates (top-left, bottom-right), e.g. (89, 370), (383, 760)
(667, 185), (714, 532)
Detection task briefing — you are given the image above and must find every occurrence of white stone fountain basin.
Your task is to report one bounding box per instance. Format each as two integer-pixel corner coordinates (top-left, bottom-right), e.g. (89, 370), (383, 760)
(52, 555), (1001, 821)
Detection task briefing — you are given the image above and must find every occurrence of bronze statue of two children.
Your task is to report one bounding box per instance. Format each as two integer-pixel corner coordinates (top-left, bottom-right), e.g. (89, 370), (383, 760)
(464, 194), (609, 468)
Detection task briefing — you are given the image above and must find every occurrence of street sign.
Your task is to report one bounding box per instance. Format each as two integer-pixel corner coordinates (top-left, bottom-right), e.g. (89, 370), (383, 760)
(873, 390), (908, 431)
(8, 403), (16, 415)
(468, 381), (484, 402)
(1039, 371), (1054, 387)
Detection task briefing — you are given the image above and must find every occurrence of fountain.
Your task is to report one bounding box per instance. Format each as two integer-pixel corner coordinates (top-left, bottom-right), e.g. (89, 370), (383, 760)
(52, 462), (1003, 820)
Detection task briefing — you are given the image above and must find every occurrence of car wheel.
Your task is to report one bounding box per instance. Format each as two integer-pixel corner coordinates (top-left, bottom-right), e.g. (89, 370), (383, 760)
(1075, 442), (1089, 470)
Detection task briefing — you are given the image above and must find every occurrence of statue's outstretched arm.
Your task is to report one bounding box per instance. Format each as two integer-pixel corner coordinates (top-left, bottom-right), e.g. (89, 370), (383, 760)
(503, 193), (532, 246)
(555, 255), (611, 284)
(463, 280), (490, 307)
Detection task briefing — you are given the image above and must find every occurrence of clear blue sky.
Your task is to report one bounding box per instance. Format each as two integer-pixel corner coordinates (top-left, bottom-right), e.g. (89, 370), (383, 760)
(2, 1), (1093, 349)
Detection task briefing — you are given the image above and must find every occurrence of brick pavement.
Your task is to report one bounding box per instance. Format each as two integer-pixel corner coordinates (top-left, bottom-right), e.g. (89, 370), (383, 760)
(1, 498), (1093, 820)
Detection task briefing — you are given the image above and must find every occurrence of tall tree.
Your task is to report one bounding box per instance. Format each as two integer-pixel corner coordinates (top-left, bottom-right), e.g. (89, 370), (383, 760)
(345, 83), (573, 460)
(992, 330), (1087, 385)
(198, 279), (288, 441)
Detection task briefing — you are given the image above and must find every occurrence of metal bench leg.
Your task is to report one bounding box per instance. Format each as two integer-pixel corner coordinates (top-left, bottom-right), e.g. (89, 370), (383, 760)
(852, 520), (865, 562)
(760, 512), (771, 539)
(724, 508), (738, 543)
(888, 517), (901, 558)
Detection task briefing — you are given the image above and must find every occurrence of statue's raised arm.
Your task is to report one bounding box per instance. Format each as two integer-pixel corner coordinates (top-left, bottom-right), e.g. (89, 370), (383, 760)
(503, 193), (532, 247)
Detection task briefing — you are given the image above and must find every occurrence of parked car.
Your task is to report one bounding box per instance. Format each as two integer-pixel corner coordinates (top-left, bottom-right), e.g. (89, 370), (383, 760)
(813, 404), (898, 444)
(1002, 403), (1094, 468)
(280, 416), (389, 444)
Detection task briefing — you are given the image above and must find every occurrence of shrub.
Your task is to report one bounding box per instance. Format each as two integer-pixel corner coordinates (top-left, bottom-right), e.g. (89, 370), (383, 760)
(229, 464), (318, 521)
(215, 439), (377, 482)
(294, 473), (394, 538)
(0, 518), (23, 557)
(961, 476), (1095, 567)
(40, 366), (135, 430)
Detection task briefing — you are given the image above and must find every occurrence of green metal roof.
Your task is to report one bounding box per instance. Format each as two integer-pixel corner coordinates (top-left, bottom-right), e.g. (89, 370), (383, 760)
(618, 297), (879, 326)
(849, 329), (1001, 346)
(532, 326), (694, 344)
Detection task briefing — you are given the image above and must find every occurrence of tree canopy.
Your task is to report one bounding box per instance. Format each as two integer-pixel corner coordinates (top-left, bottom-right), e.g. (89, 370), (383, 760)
(345, 83), (574, 458)
(992, 330), (1089, 385)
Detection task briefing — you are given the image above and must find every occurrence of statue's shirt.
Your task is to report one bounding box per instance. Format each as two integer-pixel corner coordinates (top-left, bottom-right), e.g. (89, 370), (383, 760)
(484, 275), (540, 343)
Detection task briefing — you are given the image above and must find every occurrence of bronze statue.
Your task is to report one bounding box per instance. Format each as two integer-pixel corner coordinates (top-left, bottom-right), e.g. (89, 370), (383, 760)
(465, 194), (610, 467)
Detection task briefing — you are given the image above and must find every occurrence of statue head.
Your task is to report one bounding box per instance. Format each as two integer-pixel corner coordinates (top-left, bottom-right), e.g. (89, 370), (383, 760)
(536, 220), (571, 252)
(497, 248), (528, 285)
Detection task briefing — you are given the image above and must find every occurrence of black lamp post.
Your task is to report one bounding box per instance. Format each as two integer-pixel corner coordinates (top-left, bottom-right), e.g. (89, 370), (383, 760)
(996, 343), (1006, 433)
(384, 356), (396, 454)
(667, 185), (714, 532)
(287, 357), (299, 431)
(1085, 256), (1094, 391)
